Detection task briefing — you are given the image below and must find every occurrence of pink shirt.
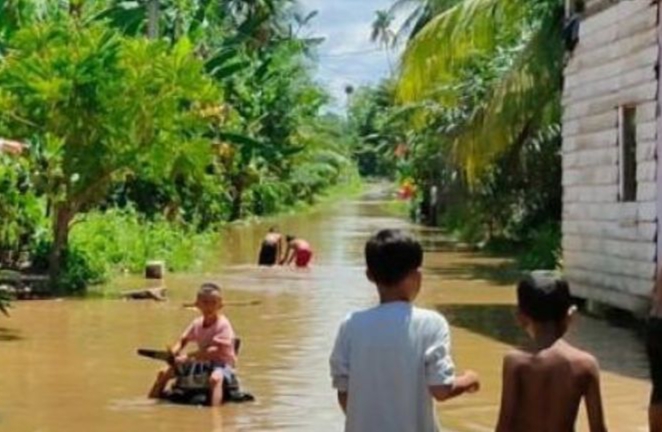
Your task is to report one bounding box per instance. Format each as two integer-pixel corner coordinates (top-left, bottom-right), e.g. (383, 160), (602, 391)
(181, 315), (236, 366)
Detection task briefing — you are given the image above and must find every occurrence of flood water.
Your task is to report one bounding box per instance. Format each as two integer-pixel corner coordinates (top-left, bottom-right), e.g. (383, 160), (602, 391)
(0, 189), (652, 431)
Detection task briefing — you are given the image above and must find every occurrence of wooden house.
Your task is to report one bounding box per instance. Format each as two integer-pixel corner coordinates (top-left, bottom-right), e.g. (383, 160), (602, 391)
(562, 0), (661, 314)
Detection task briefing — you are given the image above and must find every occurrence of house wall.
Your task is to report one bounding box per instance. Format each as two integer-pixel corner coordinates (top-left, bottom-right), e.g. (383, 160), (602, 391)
(562, 0), (659, 314)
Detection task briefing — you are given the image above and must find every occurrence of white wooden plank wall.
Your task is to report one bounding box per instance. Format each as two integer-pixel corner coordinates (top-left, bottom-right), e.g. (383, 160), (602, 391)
(562, 0), (659, 312)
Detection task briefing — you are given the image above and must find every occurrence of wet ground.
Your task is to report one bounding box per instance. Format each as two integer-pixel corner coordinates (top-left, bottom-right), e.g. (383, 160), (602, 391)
(0, 189), (651, 431)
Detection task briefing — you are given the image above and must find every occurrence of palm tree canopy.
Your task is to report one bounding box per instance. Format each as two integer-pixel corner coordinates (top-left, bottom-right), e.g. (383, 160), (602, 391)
(396, 0), (563, 180)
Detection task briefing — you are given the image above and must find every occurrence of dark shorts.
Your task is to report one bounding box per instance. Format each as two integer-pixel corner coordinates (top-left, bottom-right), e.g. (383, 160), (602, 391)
(647, 317), (662, 404)
(258, 241), (278, 266)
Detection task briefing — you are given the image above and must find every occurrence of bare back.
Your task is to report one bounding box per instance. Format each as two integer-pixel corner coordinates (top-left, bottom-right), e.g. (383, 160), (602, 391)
(264, 233), (281, 245)
(496, 340), (607, 432)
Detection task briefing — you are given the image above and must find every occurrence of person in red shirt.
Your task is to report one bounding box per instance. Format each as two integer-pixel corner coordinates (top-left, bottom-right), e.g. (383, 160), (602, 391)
(281, 235), (313, 268)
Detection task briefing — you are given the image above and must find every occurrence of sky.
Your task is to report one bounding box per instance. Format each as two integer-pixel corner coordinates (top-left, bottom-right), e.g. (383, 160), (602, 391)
(298, 0), (406, 110)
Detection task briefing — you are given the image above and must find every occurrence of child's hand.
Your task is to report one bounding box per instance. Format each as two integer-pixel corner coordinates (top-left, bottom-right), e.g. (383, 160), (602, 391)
(463, 370), (480, 393)
(174, 353), (189, 365)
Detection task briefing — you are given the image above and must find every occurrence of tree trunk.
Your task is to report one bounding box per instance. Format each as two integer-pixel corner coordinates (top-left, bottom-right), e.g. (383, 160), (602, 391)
(230, 184), (244, 221)
(48, 205), (74, 289)
(147, 0), (160, 39)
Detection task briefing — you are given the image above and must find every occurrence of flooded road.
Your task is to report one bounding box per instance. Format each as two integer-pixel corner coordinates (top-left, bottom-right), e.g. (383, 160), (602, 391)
(0, 190), (651, 431)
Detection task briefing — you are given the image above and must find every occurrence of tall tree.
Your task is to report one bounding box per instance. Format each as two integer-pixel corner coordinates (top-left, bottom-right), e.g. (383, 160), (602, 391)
(396, 0), (564, 180)
(0, 18), (217, 286)
(371, 10), (396, 72)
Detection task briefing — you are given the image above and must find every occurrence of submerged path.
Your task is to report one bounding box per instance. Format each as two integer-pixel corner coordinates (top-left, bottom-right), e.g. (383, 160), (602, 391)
(0, 189), (650, 431)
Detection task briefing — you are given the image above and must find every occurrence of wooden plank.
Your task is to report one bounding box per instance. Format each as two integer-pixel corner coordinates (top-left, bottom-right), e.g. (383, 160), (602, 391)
(638, 181), (657, 201)
(563, 185), (618, 203)
(565, 250), (656, 279)
(566, 45), (658, 90)
(563, 235), (657, 261)
(564, 267), (654, 296)
(580, 0), (652, 36)
(637, 160), (657, 182)
(563, 219), (657, 241)
(638, 120), (658, 142)
(563, 147), (617, 168)
(575, 6), (658, 53)
(563, 82), (657, 121)
(563, 201), (657, 222)
(564, 111), (618, 137)
(637, 140), (657, 163)
(563, 166), (618, 186)
(564, 130), (617, 152)
(566, 26), (657, 75)
(569, 282), (651, 314)
(564, 72), (658, 107)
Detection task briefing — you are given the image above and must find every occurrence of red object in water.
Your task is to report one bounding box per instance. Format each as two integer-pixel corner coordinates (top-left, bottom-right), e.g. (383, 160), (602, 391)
(399, 183), (415, 200)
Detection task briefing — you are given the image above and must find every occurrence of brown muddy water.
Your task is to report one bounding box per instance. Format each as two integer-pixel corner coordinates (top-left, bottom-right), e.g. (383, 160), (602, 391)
(0, 189), (651, 431)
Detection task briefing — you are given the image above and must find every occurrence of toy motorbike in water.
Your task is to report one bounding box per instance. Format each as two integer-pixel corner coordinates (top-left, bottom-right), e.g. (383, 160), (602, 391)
(138, 339), (254, 406)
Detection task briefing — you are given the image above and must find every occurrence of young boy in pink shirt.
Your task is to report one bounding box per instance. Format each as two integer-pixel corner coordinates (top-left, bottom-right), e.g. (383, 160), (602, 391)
(148, 282), (236, 406)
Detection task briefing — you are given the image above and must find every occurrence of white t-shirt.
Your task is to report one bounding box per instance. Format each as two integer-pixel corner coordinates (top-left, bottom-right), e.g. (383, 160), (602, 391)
(329, 302), (456, 432)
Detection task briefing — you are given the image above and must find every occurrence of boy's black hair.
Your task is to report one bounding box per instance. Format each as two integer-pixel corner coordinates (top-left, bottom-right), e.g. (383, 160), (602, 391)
(286, 234), (295, 243)
(517, 274), (572, 322)
(365, 229), (423, 286)
(198, 282), (222, 298)
(268, 226), (278, 233)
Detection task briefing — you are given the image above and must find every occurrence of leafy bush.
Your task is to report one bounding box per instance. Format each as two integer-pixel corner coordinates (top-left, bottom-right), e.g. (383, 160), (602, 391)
(516, 222), (561, 271)
(30, 208), (217, 294)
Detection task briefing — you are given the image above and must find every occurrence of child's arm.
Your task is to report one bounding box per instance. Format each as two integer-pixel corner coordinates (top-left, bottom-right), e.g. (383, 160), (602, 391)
(170, 337), (188, 356)
(425, 314), (478, 402)
(330, 319), (350, 414)
(429, 370), (479, 402)
(495, 355), (519, 432)
(279, 246), (291, 265)
(584, 358), (608, 432)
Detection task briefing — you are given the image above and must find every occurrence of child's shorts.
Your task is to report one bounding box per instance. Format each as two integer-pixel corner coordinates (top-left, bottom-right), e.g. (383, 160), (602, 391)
(295, 249), (312, 267)
(647, 317), (662, 404)
(212, 363), (235, 382)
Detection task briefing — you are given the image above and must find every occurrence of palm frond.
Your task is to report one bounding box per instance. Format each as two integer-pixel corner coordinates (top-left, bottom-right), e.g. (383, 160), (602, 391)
(452, 8), (564, 180)
(397, 0), (563, 179)
(397, 0), (528, 104)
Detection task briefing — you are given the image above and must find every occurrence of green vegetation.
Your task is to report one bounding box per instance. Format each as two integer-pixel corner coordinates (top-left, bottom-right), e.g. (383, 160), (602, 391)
(354, 0), (564, 269)
(0, 0), (359, 295)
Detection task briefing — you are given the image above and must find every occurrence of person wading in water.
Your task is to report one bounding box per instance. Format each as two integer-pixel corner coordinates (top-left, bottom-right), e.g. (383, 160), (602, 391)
(258, 227), (283, 266)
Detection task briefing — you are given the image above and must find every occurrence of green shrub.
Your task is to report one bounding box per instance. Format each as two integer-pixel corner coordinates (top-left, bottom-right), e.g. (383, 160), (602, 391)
(516, 222), (561, 270)
(31, 208), (217, 294)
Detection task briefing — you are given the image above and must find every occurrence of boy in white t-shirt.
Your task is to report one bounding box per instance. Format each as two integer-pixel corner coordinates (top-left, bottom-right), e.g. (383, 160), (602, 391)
(329, 229), (480, 432)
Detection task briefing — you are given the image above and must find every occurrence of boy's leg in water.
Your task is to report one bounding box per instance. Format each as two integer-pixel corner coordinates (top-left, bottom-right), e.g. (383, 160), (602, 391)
(209, 369), (225, 406)
(148, 366), (175, 399)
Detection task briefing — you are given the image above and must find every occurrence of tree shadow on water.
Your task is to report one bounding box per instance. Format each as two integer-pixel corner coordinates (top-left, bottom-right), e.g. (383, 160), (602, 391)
(0, 327), (22, 342)
(436, 304), (650, 381)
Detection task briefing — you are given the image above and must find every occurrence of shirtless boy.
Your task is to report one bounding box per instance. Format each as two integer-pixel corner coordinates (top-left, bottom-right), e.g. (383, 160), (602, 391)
(496, 274), (608, 432)
(258, 226), (283, 266)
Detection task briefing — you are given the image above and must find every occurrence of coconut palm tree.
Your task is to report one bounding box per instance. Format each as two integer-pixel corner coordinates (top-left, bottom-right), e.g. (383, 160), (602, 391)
(388, 0), (462, 40)
(396, 0), (564, 180)
(371, 10), (397, 73)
